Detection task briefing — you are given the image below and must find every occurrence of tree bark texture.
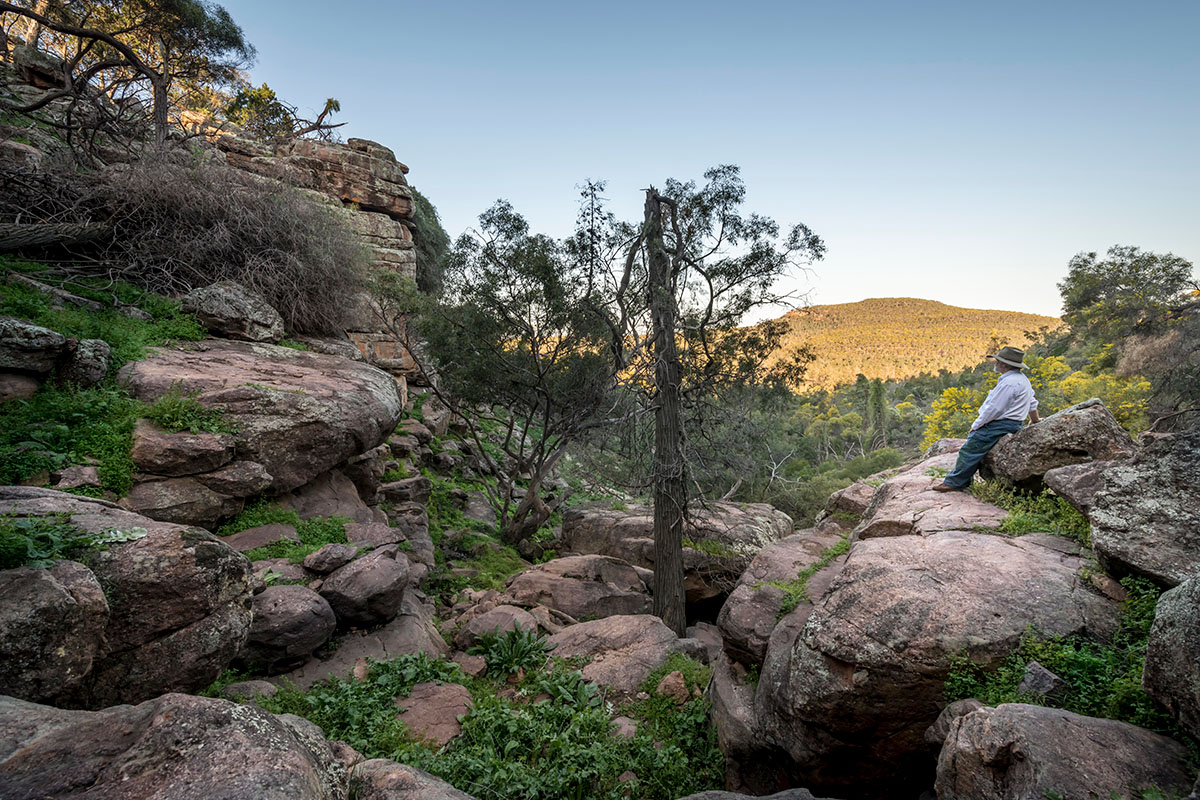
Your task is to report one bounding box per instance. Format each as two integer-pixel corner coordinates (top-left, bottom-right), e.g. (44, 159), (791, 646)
(646, 189), (688, 636)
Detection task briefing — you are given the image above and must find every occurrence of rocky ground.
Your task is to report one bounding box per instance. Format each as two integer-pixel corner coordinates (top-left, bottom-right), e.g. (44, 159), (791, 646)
(2, 277), (1199, 799)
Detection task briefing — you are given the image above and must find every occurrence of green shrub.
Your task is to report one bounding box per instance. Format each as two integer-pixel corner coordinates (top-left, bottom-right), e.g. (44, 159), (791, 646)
(143, 381), (236, 434)
(970, 484), (1090, 545)
(0, 512), (147, 569)
(761, 536), (851, 616)
(945, 577), (1181, 736)
(219, 499), (351, 562)
(0, 381), (142, 492)
(469, 626), (555, 676)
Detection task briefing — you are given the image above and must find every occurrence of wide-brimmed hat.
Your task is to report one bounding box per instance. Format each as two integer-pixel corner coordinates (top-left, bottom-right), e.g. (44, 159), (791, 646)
(987, 346), (1027, 369)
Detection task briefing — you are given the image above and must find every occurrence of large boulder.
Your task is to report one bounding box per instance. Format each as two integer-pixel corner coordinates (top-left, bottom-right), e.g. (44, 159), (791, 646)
(1090, 429), (1200, 586)
(753, 530), (1120, 796)
(59, 338), (110, 386)
(1144, 575), (1200, 739)
(982, 398), (1136, 489)
(130, 418), (236, 476)
(278, 468), (379, 524)
(119, 339), (404, 493)
(503, 555), (651, 620)
(236, 585), (337, 674)
(276, 591), (447, 690)
(120, 475), (243, 527)
(181, 280), (286, 343)
(561, 502), (793, 603)
(0, 316), (66, 373)
(0, 561), (108, 704)
(1042, 460), (1117, 516)
(546, 614), (682, 697)
(717, 528), (847, 666)
(851, 453), (1008, 540)
(935, 704), (1195, 800)
(319, 545), (410, 628)
(0, 693), (347, 799)
(350, 758), (476, 800)
(0, 487), (254, 709)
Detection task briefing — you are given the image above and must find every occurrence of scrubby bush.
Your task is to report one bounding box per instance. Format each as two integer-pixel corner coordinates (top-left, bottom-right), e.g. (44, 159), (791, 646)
(89, 155), (370, 334)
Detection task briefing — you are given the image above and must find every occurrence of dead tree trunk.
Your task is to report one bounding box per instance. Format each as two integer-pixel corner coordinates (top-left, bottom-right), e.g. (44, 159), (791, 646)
(646, 188), (688, 636)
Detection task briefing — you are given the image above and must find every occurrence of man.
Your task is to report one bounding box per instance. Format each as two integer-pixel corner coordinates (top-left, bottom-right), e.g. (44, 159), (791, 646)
(933, 346), (1041, 492)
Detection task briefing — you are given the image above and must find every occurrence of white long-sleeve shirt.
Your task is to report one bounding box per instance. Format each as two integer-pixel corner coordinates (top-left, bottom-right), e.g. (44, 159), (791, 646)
(971, 370), (1039, 432)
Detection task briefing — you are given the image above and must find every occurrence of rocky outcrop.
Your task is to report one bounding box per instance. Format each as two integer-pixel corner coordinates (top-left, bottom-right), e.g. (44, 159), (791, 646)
(454, 604), (540, 649)
(394, 681), (474, 748)
(546, 614), (683, 697)
(350, 758), (476, 800)
(130, 419), (237, 476)
(1042, 460), (1116, 516)
(1090, 429), (1200, 586)
(276, 591), (447, 690)
(852, 452), (1008, 539)
(1144, 575), (1200, 739)
(752, 530), (1119, 795)
(319, 545), (410, 628)
(561, 502), (793, 603)
(935, 704), (1195, 800)
(0, 560), (108, 704)
(181, 280), (286, 343)
(0, 487), (253, 708)
(0, 316), (66, 373)
(119, 338), (404, 507)
(0, 693), (347, 799)
(236, 585), (337, 674)
(503, 555), (651, 620)
(982, 399), (1136, 489)
(716, 528), (847, 666)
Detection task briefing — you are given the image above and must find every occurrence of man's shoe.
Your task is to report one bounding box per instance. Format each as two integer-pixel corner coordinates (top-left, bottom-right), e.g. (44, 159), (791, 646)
(932, 482), (960, 492)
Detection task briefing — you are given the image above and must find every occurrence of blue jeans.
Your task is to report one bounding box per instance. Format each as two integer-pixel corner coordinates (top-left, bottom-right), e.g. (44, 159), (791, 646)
(942, 419), (1023, 488)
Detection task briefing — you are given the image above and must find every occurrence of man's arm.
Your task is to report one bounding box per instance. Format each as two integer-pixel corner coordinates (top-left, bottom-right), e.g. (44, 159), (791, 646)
(1028, 409), (1041, 423)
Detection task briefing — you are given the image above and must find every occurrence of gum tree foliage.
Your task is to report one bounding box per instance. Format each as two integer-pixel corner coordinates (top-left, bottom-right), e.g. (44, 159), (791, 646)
(224, 82), (344, 141)
(0, 0), (253, 148)
(607, 167), (825, 634)
(391, 199), (622, 543)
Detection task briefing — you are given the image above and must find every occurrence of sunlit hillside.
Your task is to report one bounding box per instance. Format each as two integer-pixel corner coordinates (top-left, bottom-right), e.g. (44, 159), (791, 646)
(776, 298), (1062, 389)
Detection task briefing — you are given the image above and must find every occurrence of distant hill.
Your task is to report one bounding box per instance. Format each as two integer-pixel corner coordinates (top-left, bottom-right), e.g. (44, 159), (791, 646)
(772, 298), (1062, 390)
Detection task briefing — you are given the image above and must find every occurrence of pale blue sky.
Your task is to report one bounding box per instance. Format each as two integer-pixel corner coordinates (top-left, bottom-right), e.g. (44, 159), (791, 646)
(217, 1), (1198, 318)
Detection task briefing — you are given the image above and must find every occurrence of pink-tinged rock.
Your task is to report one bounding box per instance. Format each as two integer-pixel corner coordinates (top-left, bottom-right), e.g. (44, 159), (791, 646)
(924, 438), (967, 457)
(50, 465), (101, 491)
(935, 704), (1194, 800)
(0, 487), (253, 708)
(120, 476), (242, 528)
(380, 475), (432, 504)
(278, 467), (375, 523)
(820, 481), (877, 521)
(504, 554), (650, 620)
(852, 453), (1008, 540)
(0, 371), (40, 401)
(562, 501), (793, 603)
(753, 530), (1120, 796)
(394, 681), (473, 747)
(546, 614), (681, 697)
(192, 460), (273, 496)
(118, 339), (404, 493)
(1042, 460), (1115, 516)
(181, 280), (285, 343)
(130, 418), (236, 476)
(455, 604), (540, 649)
(343, 443), (391, 504)
(1090, 429), (1200, 587)
(274, 592), (447, 689)
(0, 560), (108, 704)
(452, 651), (488, 678)
(303, 543), (359, 574)
(0, 693), (347, 799)
(717, 528), (847, 667)
(982, 398), (1136, 489)
(251, 558), (309, 584)
(222, 523), (299, 553)
(350, 758), (477, 800)
(374, 504), (435, 566)
(235, 585), (336, 674)
(656, 670), (690, 704)
(397, 418), (433, 444)
(319, 545), (410, 627)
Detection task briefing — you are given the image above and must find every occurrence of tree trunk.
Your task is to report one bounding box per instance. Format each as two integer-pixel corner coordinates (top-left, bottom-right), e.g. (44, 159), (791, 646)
(152, 78), (168, 146)
(646, 189), (688, 636)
